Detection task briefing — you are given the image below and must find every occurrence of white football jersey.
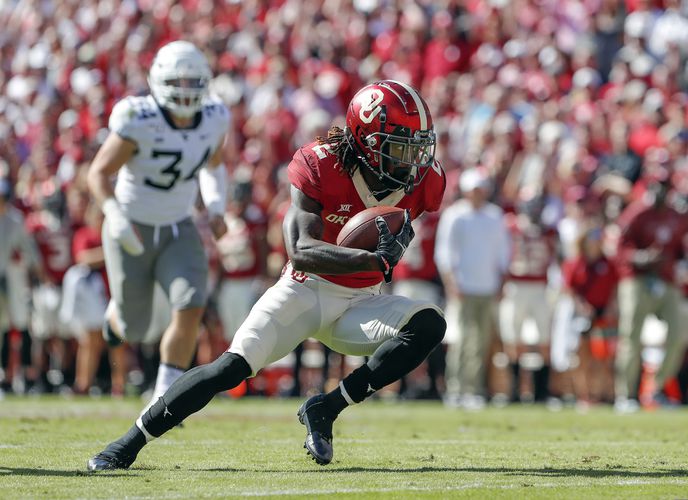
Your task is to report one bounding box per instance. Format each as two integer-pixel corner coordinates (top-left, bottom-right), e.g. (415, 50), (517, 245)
(109, 94), (230, 226)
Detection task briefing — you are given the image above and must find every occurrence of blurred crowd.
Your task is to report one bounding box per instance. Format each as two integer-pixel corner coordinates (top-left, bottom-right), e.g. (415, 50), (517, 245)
(2, 0), (688, 410)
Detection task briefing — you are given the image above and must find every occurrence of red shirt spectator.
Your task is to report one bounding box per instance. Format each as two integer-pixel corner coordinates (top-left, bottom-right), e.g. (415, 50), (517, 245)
(25, 212), (73, 284)
(615, 193), (688, 283)
(72, 224), (108, 292)
(563, 255), (618, 312)
(504, 212), (558, 283)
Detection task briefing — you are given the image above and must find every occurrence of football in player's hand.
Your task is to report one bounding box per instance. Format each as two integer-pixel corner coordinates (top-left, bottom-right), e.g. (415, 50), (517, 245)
(336, 206), (406, 251)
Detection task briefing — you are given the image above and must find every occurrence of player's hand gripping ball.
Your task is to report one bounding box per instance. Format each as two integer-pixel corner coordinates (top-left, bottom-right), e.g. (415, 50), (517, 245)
(337, 206), (413, 284)
(336, 206), (406, 251)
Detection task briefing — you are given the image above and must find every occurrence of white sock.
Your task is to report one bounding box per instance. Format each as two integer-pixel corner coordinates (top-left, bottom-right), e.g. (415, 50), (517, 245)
(140, 363), (185, 417)
(135, 416), (156, 443)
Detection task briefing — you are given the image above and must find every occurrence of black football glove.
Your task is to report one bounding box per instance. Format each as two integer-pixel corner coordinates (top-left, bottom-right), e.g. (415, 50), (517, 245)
(374, 209), (415, 283)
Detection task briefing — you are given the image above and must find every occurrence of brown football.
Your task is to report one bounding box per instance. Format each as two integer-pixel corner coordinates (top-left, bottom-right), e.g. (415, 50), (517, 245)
(336, 206), (406, 251)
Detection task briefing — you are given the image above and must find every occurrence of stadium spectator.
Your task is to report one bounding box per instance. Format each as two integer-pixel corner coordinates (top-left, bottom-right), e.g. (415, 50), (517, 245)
(500, 188), (558, 403)
(392, 211), (445, 400)
(87, 80), (446, 471)
(1, 0), (688, 410)
(561, 225), (619, 405)
(614, 167), (688, 412)
(24, 180), (75, 392)
(597, 121), (642, 184)
(59, 200), (126, 396)
(86, 41), (230, 415)
(0, 177), (43, 394)
(214, 168), (269, 345)
(435, 168), (510, 410)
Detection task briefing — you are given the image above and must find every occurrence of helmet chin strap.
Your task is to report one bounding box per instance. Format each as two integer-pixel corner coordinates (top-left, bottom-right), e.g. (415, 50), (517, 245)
(345, 122), (413, 196)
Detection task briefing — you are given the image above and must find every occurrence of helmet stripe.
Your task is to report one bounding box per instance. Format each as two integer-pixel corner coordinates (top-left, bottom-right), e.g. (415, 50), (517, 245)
(388, 80), (427, 130)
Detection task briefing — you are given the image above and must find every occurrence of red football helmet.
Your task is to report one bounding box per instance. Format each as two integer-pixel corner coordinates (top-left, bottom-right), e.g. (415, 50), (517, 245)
(345, 80), (436, 193)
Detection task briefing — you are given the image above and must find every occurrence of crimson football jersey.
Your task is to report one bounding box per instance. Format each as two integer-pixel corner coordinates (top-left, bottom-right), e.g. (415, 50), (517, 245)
(216, 204), (268, 279)
(562, 256), (618, 311)
(287, 141), (446, 287)
(505, 213), (558, 283)
(615, 198), (688, 283)
(393, 211), (440, 281)
(72, 224), (109, 293)
(25, 213), (73, 283)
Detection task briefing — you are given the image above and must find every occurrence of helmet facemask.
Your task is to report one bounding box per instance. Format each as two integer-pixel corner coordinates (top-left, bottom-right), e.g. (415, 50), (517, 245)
(148, 41), (211, 119)
(357, 109), (436, 194)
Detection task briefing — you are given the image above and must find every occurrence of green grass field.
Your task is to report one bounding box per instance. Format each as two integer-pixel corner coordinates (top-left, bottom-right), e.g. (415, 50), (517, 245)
(1, 396), (687, 499)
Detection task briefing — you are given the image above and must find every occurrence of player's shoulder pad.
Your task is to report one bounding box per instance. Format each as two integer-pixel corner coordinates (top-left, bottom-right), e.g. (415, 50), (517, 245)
(301, 141), (336, 163)
(427, 159), (445, 179)
(109, 95), (159, 134)
(420, 160), (446, 207)
(202, 96), (230, 122)
(296, 142), (339, 175)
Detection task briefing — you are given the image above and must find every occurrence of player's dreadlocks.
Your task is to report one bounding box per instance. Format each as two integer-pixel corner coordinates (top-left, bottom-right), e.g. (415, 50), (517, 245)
(316, 126), (361, 178)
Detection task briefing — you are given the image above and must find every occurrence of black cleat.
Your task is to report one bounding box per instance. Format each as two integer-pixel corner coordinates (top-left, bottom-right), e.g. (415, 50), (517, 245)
(86, 450), (136, 472)
(297, 394), (337, 465)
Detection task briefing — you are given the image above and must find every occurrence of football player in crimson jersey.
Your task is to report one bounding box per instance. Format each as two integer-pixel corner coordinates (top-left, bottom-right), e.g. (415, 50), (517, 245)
(499, 190), (558, 402)
(88, 80), (447, 471)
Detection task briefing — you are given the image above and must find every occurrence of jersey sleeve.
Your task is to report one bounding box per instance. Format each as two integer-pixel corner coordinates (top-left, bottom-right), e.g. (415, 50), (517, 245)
(287, 148), (322, 202)
(207, 99), (231, 141)
(108, 97), (141, 143)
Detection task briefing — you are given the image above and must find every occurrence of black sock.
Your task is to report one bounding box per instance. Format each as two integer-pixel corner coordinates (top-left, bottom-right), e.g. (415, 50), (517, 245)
(1, 331), (9, 370)
(141, 352), (251, 437)
(104, 424), (147, 458)
(323, 364), (372, 414)
(426, 344), (445, 396)
(324, 309), (445, 415)
(533, 365), (550, 402)
(20, 330), (32, 368)
(510, 363), (520, 402)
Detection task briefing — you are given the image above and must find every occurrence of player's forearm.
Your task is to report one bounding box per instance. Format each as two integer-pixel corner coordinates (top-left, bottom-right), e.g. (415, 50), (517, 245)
(87, 133), (135, 207)
(87, 168), (116, 208)
(289, 239), (379, 275)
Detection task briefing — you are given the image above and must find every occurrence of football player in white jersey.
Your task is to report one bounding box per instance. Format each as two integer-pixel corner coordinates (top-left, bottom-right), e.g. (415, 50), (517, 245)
(87, 41), (230, 412)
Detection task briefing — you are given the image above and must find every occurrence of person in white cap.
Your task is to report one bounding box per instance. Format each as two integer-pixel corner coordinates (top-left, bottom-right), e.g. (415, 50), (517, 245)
(435, 168), (510, 409)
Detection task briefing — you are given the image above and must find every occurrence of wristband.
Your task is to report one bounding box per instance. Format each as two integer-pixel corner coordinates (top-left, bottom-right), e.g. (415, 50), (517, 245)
(376, 253), (391, 274)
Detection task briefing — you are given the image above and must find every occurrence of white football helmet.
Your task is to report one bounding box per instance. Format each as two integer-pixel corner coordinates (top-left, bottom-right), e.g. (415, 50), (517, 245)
(148, 41), (211, 118)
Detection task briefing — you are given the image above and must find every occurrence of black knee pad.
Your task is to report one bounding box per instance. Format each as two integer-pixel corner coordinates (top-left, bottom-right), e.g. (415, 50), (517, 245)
(401, 308), (446, 351)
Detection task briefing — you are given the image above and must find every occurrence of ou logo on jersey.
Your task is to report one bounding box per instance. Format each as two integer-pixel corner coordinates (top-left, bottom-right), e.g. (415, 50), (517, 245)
(359, 89), (384, 124)
(326, 213), (350, 225)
